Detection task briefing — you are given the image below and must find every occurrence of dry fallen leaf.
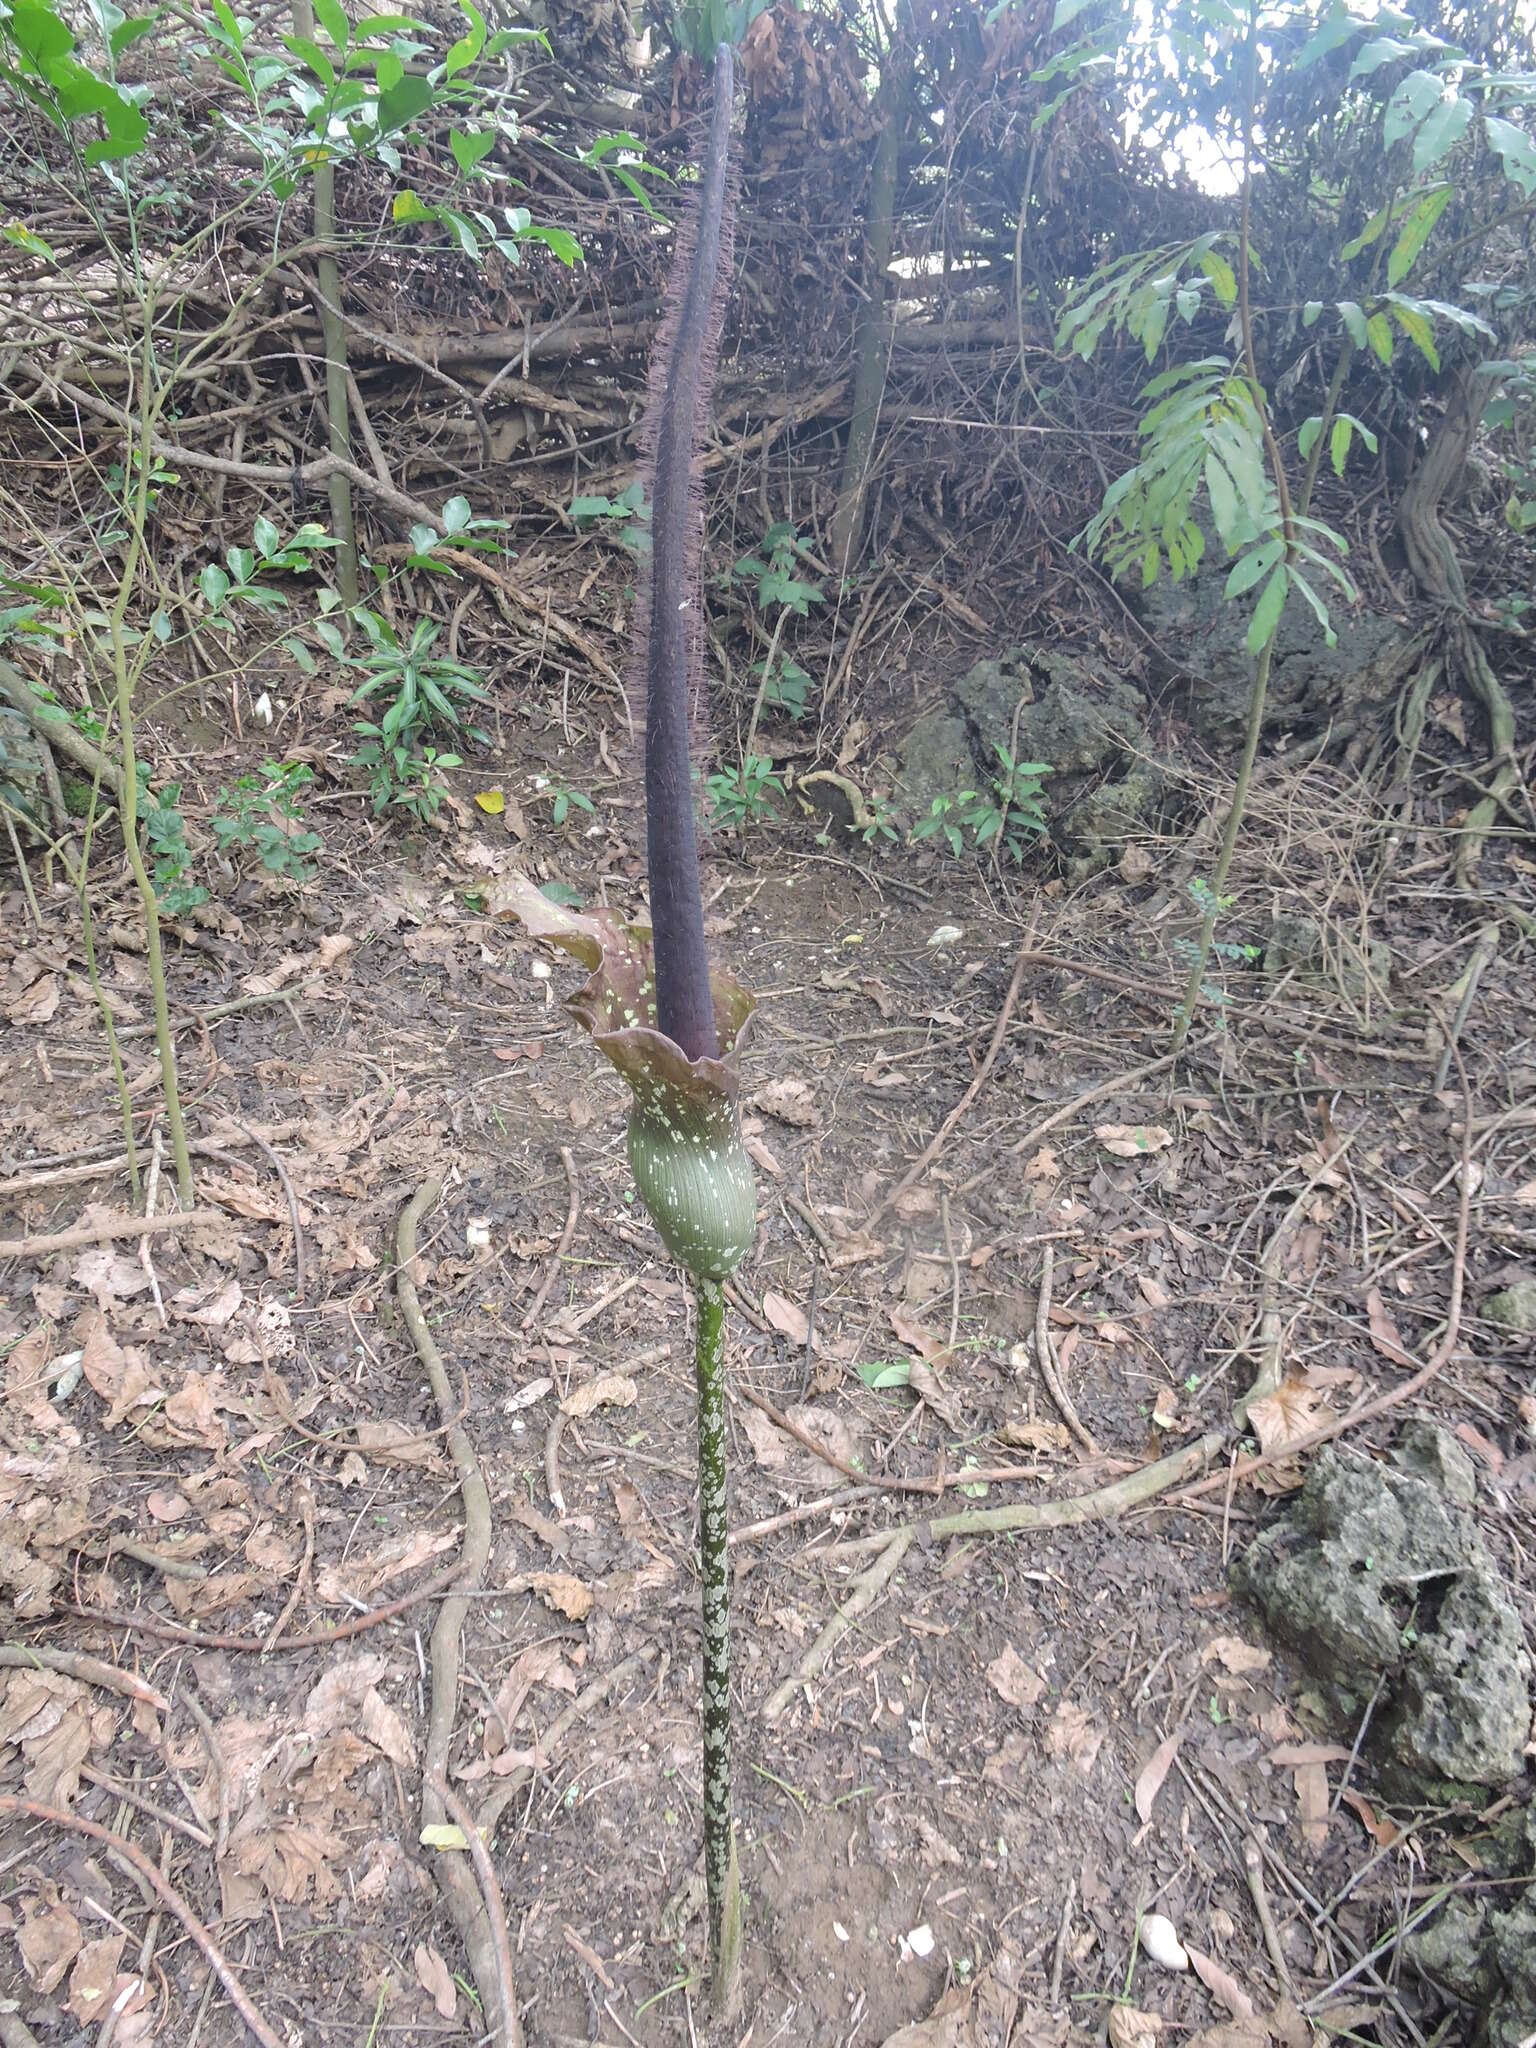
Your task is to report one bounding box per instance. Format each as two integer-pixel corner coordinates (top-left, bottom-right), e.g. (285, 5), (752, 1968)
(1134, 1728), (1185, 1822)
(1364, 1286), (1415, 1367)
(1045, 1701), (1104, 1775)
(1201, 1635), (1271, 1677)
(561, 1373), (638, 1419)
(527, 1571), (593, 1621)
(1109, 2007), (1165, 2048)
(7, 974), (60, 1026)
(66, 1934), (126, 2024)
(1247, 1375), (1329, 1458)
(986, 1643), (1046, 1713)
(908, 1358), (964, 1431)
(751, 1076), (817, 1128)
(1095, 1123), (1174, 1158)
(17, 1888), (82, 1992)
(1294, 1758), (1330, 1850)
(1340, 1787), (1401, 1847)
(1023, 1145), (1061, 1181)
(1187, 1947), (1257, 2022)
(1137, 1274), (1171, 1309)
(415, 1942), (457, 2019)
(763, 1291), (810, 1346)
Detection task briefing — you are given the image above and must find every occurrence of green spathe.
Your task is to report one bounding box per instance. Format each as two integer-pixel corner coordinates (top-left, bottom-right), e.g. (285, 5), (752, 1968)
(628, 1087), (756, 1280)
(492, 873), (758, 1282)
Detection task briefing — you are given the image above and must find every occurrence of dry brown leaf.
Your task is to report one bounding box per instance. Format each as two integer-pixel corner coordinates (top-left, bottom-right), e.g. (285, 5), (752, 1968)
(1137, 1274), (1171, 1309)
(1108, 2008), (1165, 2048)
(1294, 1758), (1330, 1850)
(1023, 1145), (1061, 1181)
(751, 1076), (817, 1128)
(484, 1644), (577, 1760)
(7, 974), (60, 1025)
(986, 1644), (1046, 1713)
(17, 1888), (81, 1992)
(1134, 1728), (1185, 1822)
(1265, 1742), (1351, 1767)
(1187, 1946), (1256, 2021)
(415, 1943), (457, 2019)
(1364, 1286), (1415, 1367)
(1185, 2027), (1269, 2048)
(1000, 1415), (1070, 1454)
(348, 1418), (447, 1470)
(561, 1373), (637, 1419)
(66, 1933), (125, 2024)
(146, 1489), (189, 1523)
(1095, 1123), (1174, 1158)
(908, 1359), (965, 1431)
(763, 1291), (810, 1346)
(1201, 1636), (1271, 1677)
(1045, 1701), (1104, 1774)
(1247, 1376), (1329, 1458)
(890, 1309), (945, 1361)
(315, 1526), (457, 1603)
(528, 1571), (593, 1621)
(1340, 1788), (1401, 1846)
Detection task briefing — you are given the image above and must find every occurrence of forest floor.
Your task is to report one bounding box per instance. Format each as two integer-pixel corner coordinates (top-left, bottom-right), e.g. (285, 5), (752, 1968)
(1, 698), (1534, 2048)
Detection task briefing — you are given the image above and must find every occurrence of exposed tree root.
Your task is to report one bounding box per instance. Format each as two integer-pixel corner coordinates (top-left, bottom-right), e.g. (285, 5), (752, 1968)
(396, 1177), (515, 2046)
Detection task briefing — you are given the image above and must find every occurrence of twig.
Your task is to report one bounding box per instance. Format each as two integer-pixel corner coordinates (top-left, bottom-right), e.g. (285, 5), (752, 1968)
(138, 1129), (167, 1328)
(1243, 1837), (1295, 2001)
(2, 804), (43, 929)
(0, 1209), (224, 1258)
(728, 1484), (886, 1547)
(116, 983), (320, 1039)
(545, 1409), (568, 1518)
(822, 1430), (1228, 1560)
(397, 1179), (504, 2046)
(738, 1385), (943, 1495)
(1048, 1876), (1076, 2008)
(261, 1482), (315, 1653)
(865, 936), (1032, 1232)
(0, 1797), (285, 2048)
(59, 1559), (463, 1650)
(522, 1145), (579, 1332)
(763, 1529), (914, 1722)
(0, 1645), (167, 1711)
(1035, 1246), (1097, 1457)
(426, 1772), (521, 2048)
(231, 1119), (305, 1302)
(940, 1195), (961, 1354)
(78, 1765), (212, 1850)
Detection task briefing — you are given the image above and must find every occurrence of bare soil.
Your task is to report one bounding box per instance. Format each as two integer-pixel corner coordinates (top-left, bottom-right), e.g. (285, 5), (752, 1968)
(1, 725), (1533, 2048)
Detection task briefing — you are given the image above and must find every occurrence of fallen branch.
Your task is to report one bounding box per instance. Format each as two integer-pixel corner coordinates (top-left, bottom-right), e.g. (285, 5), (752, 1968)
(821, 1429), (1229, 1562)
(397, 1177), (507, 2045)
(0, 1644), (168, 1712)
(1034, 1245), (1098, 1457)
(427, 1772), (520, 2048)
(0, 1797), (285, 2048)
(59, 1558), (463, 1650)
(0, 1208), (224, 1258)
(762, 1529), (914, 1722)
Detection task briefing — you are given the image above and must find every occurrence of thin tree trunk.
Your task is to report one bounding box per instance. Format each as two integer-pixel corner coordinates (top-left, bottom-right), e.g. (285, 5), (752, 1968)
(829, 30), (909, 578)
(293, 0), (359, 606)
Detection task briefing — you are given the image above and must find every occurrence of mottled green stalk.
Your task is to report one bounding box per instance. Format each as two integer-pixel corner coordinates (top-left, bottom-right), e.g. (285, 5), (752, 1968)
(694, 1275), (742, 2019)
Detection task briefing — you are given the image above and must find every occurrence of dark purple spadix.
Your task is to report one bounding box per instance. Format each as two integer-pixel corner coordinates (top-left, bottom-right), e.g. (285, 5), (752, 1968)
(645, 40), (735, 1064)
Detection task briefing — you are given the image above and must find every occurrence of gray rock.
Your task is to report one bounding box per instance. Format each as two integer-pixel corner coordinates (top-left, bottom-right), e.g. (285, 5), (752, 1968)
(894, 647), (1162, 879)
(1404, 1894), (1496, 2005)
(1487, 1891), (1536, 2048)
(1393, 1421), (1478, 1507)
(1232, 1441), (1533, 1794)
(1384, 1567), (1532, 1788)
(1483, 1279), (1536, 1334)
(1139, 532), (1417, 750)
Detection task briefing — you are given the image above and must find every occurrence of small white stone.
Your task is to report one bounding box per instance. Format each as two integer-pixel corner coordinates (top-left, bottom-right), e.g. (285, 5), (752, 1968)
(1139, 1914), (1189, 1972)
(903, 1923), (935, 1960)
(927, 923), (964, 948)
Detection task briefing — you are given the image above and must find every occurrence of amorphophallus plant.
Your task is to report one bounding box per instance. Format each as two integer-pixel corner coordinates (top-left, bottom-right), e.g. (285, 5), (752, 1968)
(493, 34), (754, 2019)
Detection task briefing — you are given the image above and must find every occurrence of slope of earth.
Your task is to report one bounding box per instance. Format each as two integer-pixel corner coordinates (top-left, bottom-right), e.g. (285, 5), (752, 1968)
(1, 743), (1533, 2048)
